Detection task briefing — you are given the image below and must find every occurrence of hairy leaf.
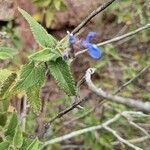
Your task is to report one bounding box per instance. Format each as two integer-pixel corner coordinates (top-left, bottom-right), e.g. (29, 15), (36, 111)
(0, 47), (17, 60)
(18, 8), (57, 48)
(29, 48), (60, 62)
(15, 62), (46, 91)
(13, 125), (23, 148)
(48, 57), (76, 96)
(26, 84), (42, 114)
(0, 73), (17, 98)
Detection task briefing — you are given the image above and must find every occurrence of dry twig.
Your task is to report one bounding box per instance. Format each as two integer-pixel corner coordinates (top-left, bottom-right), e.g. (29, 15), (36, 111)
(72, 0), (116, 34)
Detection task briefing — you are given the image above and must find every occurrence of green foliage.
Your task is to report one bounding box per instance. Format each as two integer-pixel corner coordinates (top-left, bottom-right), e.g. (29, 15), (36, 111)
(48, 57), (76, 96)
(15, 62), (45, 113)
(32, 0), (67, 27)
(26, 84), (42, 114)
(0, 112), (7, 127)
(5, 113), (18, 137)
(18, 7), (57, 48)
(0, 141), (10, 149)
(15, 62), (45, 91)
(29, 48), (60, 62)
(0, 69), (12, 84)
(0, 72), (17, 98)
(13, 125), (23, 148)
(26, 138), (41, 150)
(32, 0), (52, 7)
(0, 47), (17, 60)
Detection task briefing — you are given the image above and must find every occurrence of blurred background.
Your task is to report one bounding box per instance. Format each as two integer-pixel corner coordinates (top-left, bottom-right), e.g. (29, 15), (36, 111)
(0, 0), (150, 149)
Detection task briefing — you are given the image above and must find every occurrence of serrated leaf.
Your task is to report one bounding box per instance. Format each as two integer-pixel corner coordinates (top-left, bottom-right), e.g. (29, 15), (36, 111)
(48, 57), (76, 96)
(5, 113), (18, 136)
(18, 8), (57, 48)
(0, 141), (10, 149)
(15, 62), (46, 91)
(0, 73), (17, 98)
(0, 47), (17, 60)
(29, 48), (60, 62)
(26, 84), (42, 114)
(13, 125), (23, 148)
(27, 138), (40, 150)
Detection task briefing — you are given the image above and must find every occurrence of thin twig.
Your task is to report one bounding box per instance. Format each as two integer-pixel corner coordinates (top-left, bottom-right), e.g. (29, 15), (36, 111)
(43, 64), (149, 133)
(72, 0), (116, 34)
(54, 101), (105, 134)
(114, 65), (150, 94)
(103, 126), (143, 150)
(42, 111), (146, 147)
(112, 136), (150, 146)
(75, 23), (150, 57)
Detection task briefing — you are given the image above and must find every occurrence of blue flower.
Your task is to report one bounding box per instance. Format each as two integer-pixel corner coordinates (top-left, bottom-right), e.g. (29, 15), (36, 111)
(83, 32), (102, 59)
(85, 32), (96, 43)
(67, 31), (102, 60)
(67, 31), (76, 45)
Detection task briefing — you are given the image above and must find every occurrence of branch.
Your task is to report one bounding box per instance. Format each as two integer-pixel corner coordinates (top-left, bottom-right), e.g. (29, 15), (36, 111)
(43, 95), (92, 136)
(42, 111), (146, 147)
(72, 0), (116, 34)
(103, 126), (143, 150)
(43, 65), (149, 133)
(113, 136), (150, 146)
(75, 23), (150, 57)
(85, 68), (150, 113)
(114, 65), (150, 94)
(121, 112), (150, 137)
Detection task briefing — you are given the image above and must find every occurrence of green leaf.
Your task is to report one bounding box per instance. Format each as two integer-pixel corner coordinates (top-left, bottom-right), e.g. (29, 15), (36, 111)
(45, 8), (55, 28)
(15, 62), (46, 91)
(0, 72), (17, 98)
(54, 0), (61, 10)
(18, 8), (57, 48)
(48, 57), (76, 96)
(27, 138), (40, 150)
(33, 0), (52, 7)
(5, 113), (18, 136)
(0, 141), (10, 149)
(13, 125), (23, 148)
(0, 47), (17, 60)
(0, 112), (7, 127)
(0, 69), (12, 84)
(26, 84), (42, 114)
(29, 48), (60, 62)
(21, 138), (33, 150)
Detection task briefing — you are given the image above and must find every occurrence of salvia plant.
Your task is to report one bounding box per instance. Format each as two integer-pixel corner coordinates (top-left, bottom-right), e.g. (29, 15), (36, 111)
(0, 8), (102, 149)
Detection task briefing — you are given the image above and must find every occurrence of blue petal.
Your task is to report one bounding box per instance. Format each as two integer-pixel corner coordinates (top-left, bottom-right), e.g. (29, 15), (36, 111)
(86, 32), (96, 43)
(68, 33), (76, 45)
(86, 43), (102, 59)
